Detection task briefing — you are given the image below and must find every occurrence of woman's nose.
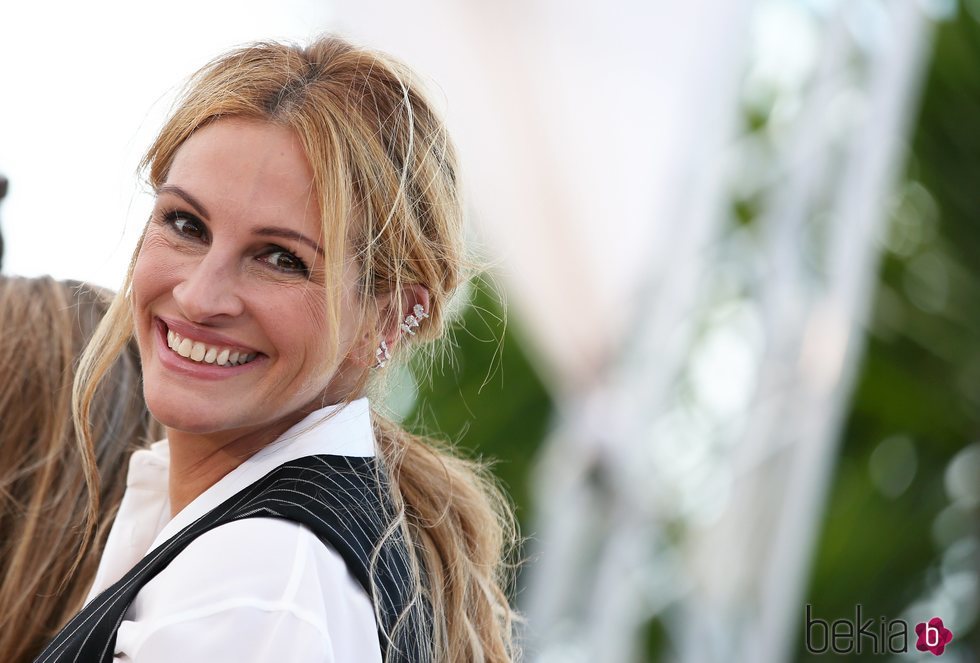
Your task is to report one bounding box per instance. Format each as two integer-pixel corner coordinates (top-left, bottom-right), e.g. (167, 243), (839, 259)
(172, 249), (245, 322)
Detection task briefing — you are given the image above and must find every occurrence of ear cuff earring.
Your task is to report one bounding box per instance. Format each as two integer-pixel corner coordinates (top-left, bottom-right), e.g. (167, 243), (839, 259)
(374, 304), (430, 369)
(374, 339), (390, 369)
(399, 304), (430, 336)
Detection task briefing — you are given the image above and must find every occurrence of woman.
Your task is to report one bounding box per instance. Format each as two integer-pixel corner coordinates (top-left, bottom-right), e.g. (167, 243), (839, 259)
(37, 36), (519, 662)
(0, 276), (159, 662)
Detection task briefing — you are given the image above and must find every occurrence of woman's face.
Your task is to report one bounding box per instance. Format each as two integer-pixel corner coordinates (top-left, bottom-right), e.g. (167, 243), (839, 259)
(132, 118), (368, 437)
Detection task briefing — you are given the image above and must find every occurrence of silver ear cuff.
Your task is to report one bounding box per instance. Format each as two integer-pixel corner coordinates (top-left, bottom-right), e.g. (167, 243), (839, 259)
(399, 303), (430, 336)
(374, 339), (389, 369)
(374, 304), (430, 369)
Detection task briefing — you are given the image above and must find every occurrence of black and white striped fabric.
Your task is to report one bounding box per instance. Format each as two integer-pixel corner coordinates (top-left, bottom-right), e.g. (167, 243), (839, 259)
(35, 455), (432, 662)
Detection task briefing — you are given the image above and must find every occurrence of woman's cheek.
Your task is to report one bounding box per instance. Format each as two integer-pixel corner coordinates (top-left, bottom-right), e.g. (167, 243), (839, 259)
(134, 237), (186, 295)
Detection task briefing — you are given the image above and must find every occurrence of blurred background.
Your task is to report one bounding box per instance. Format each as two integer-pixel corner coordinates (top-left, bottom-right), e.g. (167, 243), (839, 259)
(1, 1), (977, 661)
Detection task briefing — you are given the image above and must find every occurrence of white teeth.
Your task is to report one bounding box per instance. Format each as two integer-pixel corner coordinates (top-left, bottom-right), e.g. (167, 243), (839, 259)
(190, 342), (206, 361)
(165, 329), (256, 367)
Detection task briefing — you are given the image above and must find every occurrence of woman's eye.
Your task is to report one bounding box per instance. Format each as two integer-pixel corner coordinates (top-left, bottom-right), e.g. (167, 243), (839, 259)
(163, 211), (206, 240)
(261, 249), (308, 274)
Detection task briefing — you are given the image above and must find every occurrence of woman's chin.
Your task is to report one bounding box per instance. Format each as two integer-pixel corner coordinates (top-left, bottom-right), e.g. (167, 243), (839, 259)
(145, 396), (235, 436)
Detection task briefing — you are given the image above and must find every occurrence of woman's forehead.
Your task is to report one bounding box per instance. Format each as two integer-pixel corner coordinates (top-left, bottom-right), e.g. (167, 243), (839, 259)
(166, 118), (319, 228)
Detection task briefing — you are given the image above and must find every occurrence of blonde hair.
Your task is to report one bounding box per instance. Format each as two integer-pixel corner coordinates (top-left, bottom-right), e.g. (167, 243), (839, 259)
(73, 36), (519, 661)
(0, 276), (160, 662)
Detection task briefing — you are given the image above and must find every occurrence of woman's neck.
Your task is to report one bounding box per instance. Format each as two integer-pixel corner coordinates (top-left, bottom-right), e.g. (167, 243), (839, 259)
(165, 412), (308, 517)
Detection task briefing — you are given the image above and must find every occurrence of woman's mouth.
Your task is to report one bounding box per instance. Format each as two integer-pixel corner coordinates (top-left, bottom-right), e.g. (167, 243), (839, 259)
(161, 322), (259, 367)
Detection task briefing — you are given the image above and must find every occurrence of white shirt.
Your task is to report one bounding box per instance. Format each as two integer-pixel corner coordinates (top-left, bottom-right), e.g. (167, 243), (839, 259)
(86, 398), (383, 663)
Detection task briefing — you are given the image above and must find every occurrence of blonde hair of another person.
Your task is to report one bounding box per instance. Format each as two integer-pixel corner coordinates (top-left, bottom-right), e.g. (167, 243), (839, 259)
(73, 36), (520, 662)
(0, 277), (160, 662)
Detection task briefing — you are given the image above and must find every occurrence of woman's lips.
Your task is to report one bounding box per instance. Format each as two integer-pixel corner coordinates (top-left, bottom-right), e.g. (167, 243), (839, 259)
(166, 328), (257, 366)
(159, 316), (259, 354)
(153, 317), (265, 379)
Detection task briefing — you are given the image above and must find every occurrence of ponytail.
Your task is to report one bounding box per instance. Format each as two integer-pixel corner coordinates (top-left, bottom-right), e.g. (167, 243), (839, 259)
(372, 414), (520, 662)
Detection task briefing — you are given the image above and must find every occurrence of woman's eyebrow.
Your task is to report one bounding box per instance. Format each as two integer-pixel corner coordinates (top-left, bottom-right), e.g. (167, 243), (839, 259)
(157, 185), (210, 218)
(254, 227), (325, 257)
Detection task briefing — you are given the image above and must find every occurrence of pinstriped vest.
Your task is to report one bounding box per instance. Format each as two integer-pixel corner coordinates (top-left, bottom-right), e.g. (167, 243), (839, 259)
(34, 455), (432, 663)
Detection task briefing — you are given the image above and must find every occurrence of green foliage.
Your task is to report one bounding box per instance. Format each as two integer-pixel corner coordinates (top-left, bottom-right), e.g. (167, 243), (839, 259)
(404, 277), (553, 526)
(797, 9), (980, 661)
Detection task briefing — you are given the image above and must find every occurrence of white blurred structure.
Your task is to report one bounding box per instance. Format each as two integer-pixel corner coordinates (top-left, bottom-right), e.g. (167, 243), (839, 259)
(338, 1), (934, 661)
(0, 0), (334, 287)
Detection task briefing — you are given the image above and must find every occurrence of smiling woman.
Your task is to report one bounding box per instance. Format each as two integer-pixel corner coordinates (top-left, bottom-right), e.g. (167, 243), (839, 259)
(134, 120), (360, 450)
(35, 36), (519, 663)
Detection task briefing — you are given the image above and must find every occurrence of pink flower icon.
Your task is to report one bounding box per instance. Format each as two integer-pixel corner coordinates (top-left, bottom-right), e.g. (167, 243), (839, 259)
(915, 617), (953, 656)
